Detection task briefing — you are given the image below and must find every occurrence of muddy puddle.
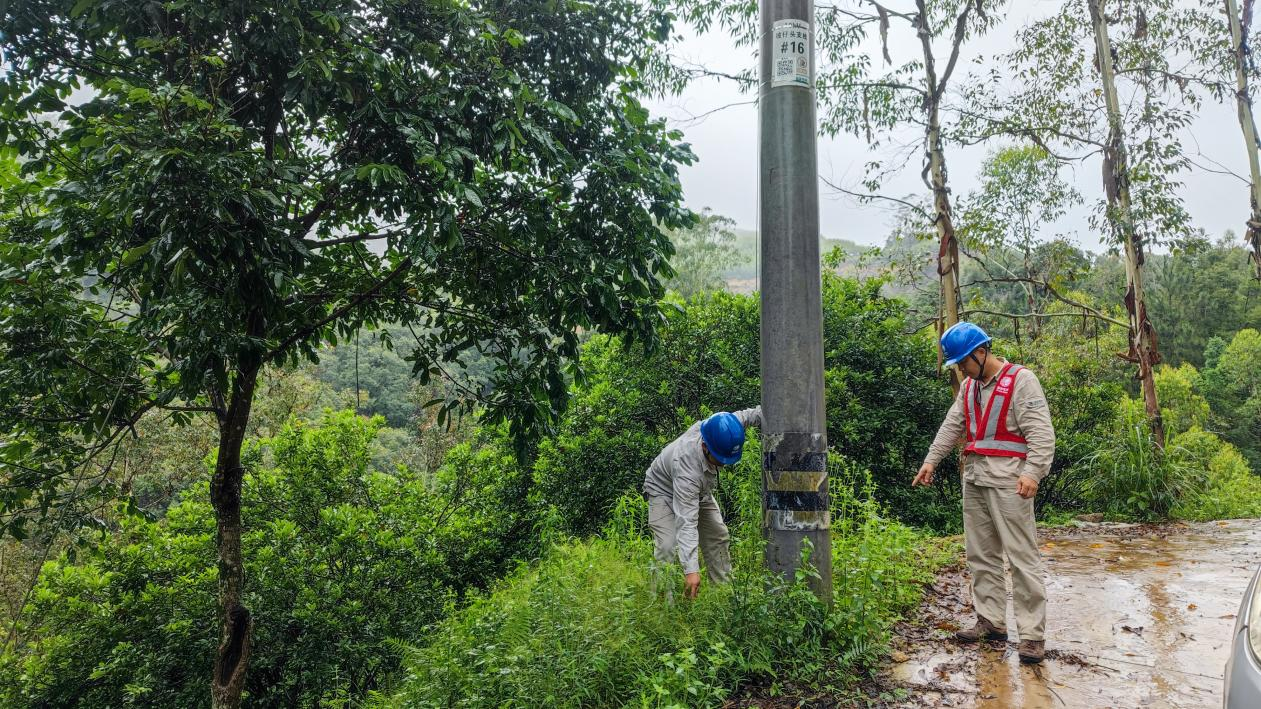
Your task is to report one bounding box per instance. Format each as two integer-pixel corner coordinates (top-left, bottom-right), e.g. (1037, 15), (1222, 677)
(885, 519), (1261, 708)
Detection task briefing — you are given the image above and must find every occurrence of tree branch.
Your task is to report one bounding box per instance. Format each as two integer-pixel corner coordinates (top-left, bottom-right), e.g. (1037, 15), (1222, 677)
(962, 275), (1129, 327)
(304, 231), (396, 249)
(963, 308), (1120, 324)
(935, 4), (973, 101)
(820, 176), (929, 216)
(263, 257), (413, 364)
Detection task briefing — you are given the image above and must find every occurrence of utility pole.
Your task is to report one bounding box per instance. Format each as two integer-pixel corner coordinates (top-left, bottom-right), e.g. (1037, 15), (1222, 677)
(758, 0), (832, 603)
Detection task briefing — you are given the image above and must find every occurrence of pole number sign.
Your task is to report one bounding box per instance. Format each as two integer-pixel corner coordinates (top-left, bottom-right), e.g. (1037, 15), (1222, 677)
(771, 19), (812, 88)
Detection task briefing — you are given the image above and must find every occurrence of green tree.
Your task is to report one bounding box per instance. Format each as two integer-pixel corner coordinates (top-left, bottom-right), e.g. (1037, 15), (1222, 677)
(1154, 363), (1211, 438)
(1202, 328), (1261, 469)
(0, 2), (693, 704)
(0, 411), (538, 708)
(663, 209), (743, 298)
(313, 328), (417, 427)
(1146, 236), (1261, 366)
(958, 145), (1085, 341)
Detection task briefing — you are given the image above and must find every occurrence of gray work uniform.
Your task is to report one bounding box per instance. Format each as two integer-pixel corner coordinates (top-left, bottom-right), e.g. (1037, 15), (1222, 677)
(925, 361), (1055, 641)
(643, 407), (762, 582)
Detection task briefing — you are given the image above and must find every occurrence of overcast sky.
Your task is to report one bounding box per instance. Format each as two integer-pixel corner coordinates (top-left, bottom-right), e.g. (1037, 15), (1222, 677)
(645, 0), (1251, 254)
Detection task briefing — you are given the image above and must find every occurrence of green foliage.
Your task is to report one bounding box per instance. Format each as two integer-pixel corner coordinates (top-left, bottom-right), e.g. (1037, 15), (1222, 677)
(315, 327), (421, 428)
(532, 290), (760, 537)
(1, 412), (532, 708)
(1083, 398), (1196, 520)
(997, 312), (1130, 513)
(1154, 363), (1211, 438)
(828, 459), (956, 669)
(0, 0), (695, 537)
(663, 209), (745, 298)
(1147, 238), (1261, 367)
(1172, 435), (1261, 521)
(1201, 329), (1261, 471)
(385, 454), (952, 708)
(531, 274), (954, 537)
(818, 276), (956, 528)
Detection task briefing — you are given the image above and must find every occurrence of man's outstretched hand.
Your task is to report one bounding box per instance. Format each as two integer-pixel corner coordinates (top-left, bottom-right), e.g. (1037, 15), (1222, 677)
(912, 462), (935, 487)
(684, 572), (701, 599)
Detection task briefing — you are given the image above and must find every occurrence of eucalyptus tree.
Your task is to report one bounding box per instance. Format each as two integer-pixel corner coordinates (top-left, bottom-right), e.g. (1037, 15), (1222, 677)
(971, 0), (1210, 447)
(958, 144), (1085, 342)
(1223, 0), (1261, 278)
(0, 1), (693, 706)
(668, 0), (1006, 386)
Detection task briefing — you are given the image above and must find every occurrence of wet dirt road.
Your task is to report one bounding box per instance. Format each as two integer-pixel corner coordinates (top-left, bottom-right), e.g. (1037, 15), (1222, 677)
(885, 519), (1261, 708)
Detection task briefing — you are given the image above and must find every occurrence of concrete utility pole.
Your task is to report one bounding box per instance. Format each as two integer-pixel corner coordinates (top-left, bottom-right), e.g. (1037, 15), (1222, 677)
(758, 0), (832, 603)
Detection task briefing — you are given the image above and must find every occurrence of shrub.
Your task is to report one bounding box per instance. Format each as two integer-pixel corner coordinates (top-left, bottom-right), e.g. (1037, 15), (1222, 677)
(1171, 429), (1261, 521)
(0, 412), (530, 708)
(1082, 398), (1196, 520)
(1154, 363), (1210, 438)
(385, 451), (954, 708)
(532, 276), (954, 537)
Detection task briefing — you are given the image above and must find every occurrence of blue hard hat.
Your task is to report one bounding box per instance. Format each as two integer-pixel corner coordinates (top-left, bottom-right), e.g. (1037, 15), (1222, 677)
(940, 322), (992, 366)
(699, 412), (746, 465)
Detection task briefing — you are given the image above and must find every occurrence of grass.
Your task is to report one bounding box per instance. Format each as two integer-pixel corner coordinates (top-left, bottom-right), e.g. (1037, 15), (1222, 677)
(377, 457), (955, 708)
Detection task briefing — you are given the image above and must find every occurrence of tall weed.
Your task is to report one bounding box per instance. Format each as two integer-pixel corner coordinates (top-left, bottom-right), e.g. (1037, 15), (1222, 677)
(385, 451), (954, 708)
(1083, 400), (1196, 520)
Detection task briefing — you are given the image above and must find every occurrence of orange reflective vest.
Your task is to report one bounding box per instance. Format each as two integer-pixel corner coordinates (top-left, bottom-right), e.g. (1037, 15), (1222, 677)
(963, 362), (1029, 459)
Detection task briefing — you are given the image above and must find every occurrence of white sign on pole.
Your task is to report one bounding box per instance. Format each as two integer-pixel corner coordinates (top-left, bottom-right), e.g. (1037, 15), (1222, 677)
(771, 19), (812, 88)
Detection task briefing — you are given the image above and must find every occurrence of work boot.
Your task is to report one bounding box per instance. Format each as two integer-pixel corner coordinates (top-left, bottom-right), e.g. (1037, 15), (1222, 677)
(954, 615), (1007, 643)
(1018, 639), (1046, 664)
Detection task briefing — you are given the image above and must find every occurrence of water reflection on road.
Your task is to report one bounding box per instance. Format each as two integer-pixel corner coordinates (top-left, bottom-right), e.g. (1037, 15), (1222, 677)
(888, 519), (1261, 708)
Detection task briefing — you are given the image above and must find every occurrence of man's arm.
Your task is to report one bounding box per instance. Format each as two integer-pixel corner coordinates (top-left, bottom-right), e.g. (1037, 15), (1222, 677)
(1013, 369), (1055, 484)
(923, 388), (966, 468)
(733, 406), (762, 430)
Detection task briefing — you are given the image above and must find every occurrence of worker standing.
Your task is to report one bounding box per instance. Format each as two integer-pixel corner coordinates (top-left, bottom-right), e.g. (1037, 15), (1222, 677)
(643, 407), (762, 600)
(913, 322), (1055, 664)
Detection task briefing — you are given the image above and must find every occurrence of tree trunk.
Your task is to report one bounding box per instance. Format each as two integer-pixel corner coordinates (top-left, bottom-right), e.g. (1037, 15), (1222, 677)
(210, 362), (259, 709)
(1226, 0), (1261, 280)
(1088, 0), (1166, 447)
(918, 0), (964, 394)
(209, 306), (265, 708)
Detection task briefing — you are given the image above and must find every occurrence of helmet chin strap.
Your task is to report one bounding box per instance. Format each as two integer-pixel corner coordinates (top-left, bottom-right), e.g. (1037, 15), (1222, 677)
(967, 348), (989, 381)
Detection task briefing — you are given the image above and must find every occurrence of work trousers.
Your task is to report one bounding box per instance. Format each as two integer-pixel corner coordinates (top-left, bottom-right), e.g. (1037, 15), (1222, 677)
(647, 494), (732, 589)
(963, 480), (1047, 641)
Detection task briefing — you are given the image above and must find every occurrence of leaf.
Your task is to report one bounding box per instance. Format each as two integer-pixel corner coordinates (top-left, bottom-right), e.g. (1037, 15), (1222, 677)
(121, 240), (156, 266)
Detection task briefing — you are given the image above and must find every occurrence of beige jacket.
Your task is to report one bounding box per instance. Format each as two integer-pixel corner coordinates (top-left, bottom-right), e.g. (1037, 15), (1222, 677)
(924, 361), (1055, 487)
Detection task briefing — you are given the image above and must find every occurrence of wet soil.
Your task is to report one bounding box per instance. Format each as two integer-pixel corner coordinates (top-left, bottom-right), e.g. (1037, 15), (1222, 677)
(879, 519), (1261, 708)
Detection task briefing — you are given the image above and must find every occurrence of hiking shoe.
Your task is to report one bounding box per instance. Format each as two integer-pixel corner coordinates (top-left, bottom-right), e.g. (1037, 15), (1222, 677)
(1018, 639), (1045, 664)
(954, 616), (1007, 643)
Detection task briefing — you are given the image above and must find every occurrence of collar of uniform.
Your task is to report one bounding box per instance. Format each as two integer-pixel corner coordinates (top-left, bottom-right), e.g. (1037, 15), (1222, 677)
(978, 357), (1010, 389)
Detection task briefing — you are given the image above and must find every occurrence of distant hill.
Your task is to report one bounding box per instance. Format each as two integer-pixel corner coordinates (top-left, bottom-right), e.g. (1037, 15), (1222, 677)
(724, 228), (876, 294)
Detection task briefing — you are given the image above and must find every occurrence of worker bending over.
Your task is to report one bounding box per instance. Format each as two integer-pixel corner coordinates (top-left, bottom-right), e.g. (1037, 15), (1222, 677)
(643, 407), (762, 599)
(913, 322), (1055, 664)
